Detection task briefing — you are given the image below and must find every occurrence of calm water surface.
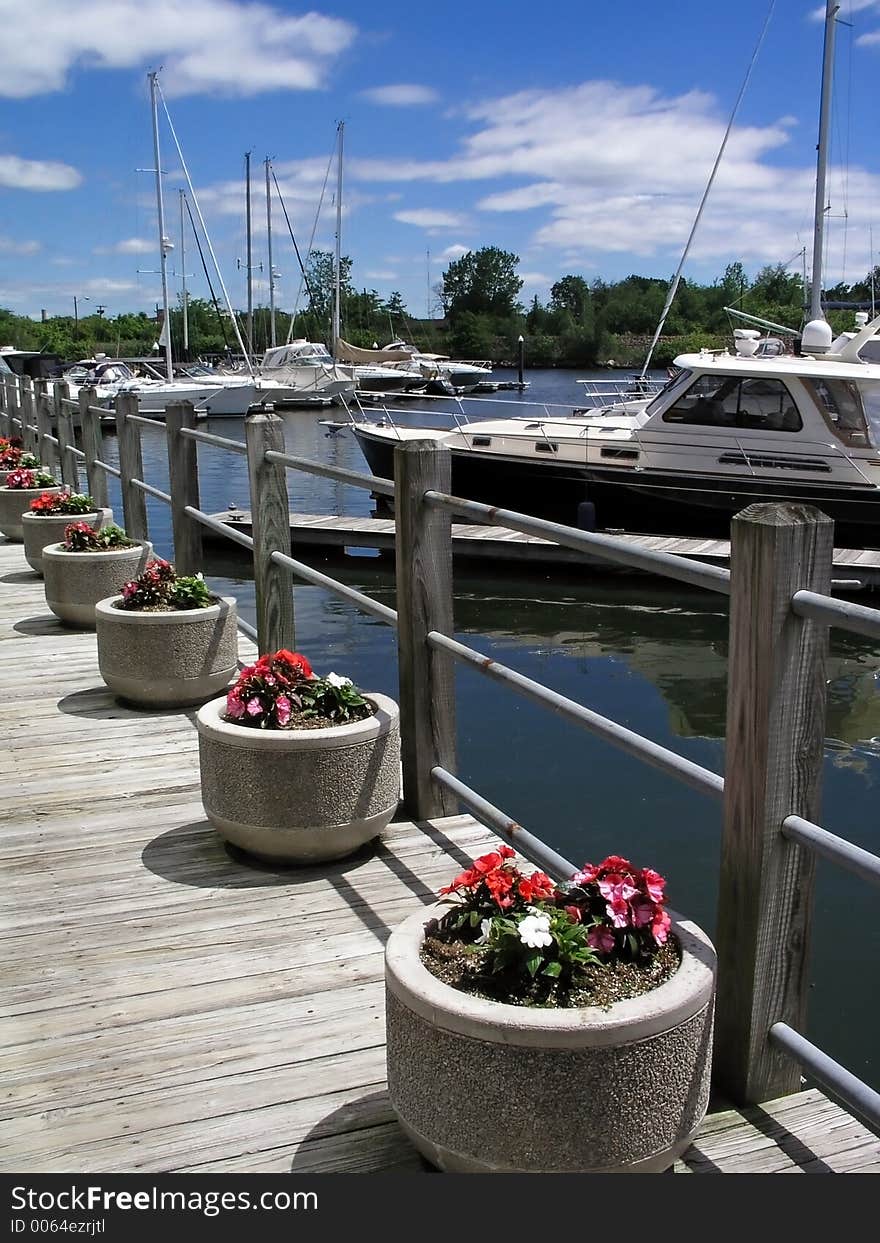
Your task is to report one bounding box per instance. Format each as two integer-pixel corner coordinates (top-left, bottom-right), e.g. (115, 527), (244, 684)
(97, 368), (880, 1089)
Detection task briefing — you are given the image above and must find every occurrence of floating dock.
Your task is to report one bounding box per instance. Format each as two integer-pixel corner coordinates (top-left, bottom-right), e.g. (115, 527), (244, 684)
(207, 510), (880, 590)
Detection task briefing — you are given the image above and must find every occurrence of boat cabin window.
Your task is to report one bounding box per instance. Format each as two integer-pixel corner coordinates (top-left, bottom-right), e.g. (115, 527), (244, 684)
(800, 378), (874, 448)
(662, 374), (802, 431)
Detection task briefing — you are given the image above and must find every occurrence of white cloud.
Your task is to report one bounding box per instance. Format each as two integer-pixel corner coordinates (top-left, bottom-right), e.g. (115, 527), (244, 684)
(360, 83), (439, 106)
(393, 208), (467, 231)
(0, 236), (41, 255)
(438, 244), (470, 260)
(364, 269), (398, 280)
(94, 237), (156, 255)
(0, 154), (82, 191)
(0, 0), (356, 99)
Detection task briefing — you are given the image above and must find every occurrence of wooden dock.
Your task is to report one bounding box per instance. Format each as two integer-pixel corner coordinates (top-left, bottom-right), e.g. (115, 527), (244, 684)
(1, 539), (878, 1173)
(208, 510), (880, 588)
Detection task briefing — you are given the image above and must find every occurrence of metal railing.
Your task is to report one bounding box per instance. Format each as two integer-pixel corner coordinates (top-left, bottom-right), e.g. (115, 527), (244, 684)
(2, 371), (880, 1133)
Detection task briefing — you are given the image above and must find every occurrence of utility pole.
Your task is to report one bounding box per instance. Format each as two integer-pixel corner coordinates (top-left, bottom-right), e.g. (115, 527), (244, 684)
(265, 157), (277, 348)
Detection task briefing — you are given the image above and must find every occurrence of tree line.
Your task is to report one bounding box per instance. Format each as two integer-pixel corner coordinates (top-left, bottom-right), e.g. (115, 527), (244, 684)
(2, 247), (877, 369)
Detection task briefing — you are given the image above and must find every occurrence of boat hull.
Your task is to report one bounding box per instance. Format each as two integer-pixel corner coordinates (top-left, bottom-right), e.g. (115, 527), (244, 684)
(353, 428), (880, 547)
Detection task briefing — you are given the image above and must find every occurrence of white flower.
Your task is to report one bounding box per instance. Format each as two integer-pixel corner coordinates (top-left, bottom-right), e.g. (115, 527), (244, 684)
(518, 913), (553, 949)
(475, 918), (493, 945)
(325, 672), (352, 689)
(195, 572), (204, 580)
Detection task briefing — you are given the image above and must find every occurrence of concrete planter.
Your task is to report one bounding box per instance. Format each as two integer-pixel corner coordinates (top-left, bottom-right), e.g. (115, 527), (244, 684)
(0, 485), (62, 541)
(22, 507), (113, 575)
(385, 902), (716, 1173)
(42, 540), (154, 628)
(95, 594), (238, 707)
(196, 692), (401, 864)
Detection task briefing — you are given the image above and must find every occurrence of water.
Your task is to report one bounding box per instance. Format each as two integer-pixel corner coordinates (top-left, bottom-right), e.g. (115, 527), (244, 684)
(95, 367), (880, 1091)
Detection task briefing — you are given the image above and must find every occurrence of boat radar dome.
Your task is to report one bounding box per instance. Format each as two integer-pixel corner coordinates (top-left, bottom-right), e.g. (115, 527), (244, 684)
(801, 319), (834, 354)
(733, 329), (761, 357)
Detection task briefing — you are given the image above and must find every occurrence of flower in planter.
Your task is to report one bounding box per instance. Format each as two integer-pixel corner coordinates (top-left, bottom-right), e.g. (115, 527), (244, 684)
(118, 558), (213, 611)
(0, 442), (38, 469)
(28, 490), (96, 516)
(4, 467), (56, 489)
(62, 521), (134, 552)
(224, 648), (372, 729)
(430, 848), (676, 1006)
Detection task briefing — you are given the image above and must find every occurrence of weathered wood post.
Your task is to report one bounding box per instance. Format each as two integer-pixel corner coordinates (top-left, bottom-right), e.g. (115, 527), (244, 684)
(20, 378), (38, 457)
(714, 502), (833, 1104)
(0, 374), (11, 434)
(115, 391), (148, 541)
(394, 440), (457, 819)
(78, 387), (108, 509)
(34, 379), (57, 477)
(165, 401), (202, 575)
(54, 382), (79, 491)
(245, 410), (295, 654)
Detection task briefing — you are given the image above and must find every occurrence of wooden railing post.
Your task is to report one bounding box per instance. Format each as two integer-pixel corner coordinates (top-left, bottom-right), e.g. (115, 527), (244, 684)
(714, 502), (833, 1104)
(115, 392), (148, 541)
(34, 379), (56, 477)
(20, 378), (38, 457)
(54, 381), (79, 491)
(0, 375), (10, 434)
(79, 387), (108, 510)
(394, 440), (457, 819)
(245, 411), (295, 654)
(165, 401), (202, 575)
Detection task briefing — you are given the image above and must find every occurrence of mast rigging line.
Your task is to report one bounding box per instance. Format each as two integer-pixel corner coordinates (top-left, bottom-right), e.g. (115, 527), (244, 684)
(639, 0), (777, 379)
(183, 194), (231, 352)
(269, 166), (322, 322)
(155, 77), (254, 375)
(287, 134), (337, 344)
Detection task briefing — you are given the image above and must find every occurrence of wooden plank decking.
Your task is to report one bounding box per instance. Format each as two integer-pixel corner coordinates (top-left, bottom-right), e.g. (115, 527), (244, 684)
(209, 511), (880, 588)
(1, 539), (878, 1174)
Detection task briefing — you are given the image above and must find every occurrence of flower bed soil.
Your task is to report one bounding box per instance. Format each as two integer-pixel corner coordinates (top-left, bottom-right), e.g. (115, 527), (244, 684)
(111, 596), (221, 613)
(421, 931), (681, 1009)
(225, 700), (377, 731)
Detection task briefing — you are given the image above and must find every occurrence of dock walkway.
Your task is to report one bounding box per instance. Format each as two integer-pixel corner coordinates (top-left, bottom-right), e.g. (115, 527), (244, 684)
(1, 540), (878, 1173)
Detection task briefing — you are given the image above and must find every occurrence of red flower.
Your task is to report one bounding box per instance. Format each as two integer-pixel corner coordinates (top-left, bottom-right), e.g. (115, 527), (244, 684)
(517, 871), (555, 902)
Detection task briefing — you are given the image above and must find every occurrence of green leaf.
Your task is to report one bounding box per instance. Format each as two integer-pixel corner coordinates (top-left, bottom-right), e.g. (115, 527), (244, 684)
(526, 952), (542, 977)
(542, 960), (562, 978)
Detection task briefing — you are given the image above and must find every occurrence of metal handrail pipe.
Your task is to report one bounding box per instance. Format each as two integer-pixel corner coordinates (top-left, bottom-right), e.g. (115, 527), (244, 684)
(431, 766), (577, 881)
(781, 814), (880, 887)
(424, 491), (732, 595)
(769, 1023), (880, 1136)
(265, 449), (395, 497)
(59, 397), (79, 408)
(93, 460), (122, 479)
(39, 433), (60, 446)
(179, 428), (248, 456)
(126, 414), (166, 431)
(269, 549), (398, 627)
(791, 589), (880, 641)
(428, 630), (724, 799)
(237, 617), (258, 641)
(130, 478), (172, 505)
(186, 506), (255, 551)
(65, 445), (86, 460)
(87, 405), (111, 417)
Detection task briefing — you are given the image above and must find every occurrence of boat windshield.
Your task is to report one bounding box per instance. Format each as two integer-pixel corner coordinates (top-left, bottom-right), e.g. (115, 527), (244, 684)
(800, 378), (880, 449)
(644, 369), (693, 415)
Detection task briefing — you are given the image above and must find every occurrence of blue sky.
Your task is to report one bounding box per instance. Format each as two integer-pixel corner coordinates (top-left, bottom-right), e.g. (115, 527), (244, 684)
(1, 0), (878, 327)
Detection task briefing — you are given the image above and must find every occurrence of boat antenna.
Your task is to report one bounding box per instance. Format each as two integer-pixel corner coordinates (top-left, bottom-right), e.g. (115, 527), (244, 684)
(810, 2), (840, 321)
(156, 79), (255, 375)
(332, 120), (344, 356)
(639, 0), (776, 379)
(148, 71), (174, 382)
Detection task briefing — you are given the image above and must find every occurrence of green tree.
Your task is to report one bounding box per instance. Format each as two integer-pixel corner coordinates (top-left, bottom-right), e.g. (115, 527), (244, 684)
(549, 275), (592, 326)
(442, 247), (523, 319)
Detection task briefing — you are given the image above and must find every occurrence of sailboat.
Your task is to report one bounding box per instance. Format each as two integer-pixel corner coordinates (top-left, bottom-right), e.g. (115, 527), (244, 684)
(348, 3), (880, 546)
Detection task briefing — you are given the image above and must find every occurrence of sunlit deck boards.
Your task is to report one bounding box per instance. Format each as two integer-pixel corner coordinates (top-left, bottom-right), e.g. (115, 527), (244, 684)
(1, 539), (878, 1173)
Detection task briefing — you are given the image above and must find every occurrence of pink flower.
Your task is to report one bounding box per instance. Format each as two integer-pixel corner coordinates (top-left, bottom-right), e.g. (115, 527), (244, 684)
(563, 904), (582, 923)
(275, 695), (291, 726)
(630, 898), (656, 928)
(651, 909), (672, 946)
(641, 868), (666, 903)
(226, 691), (246, 719)
(571, 863), (600, 886)
(246, 697), (263, 717)
(587, 926), (617, 954)
(598, 873), (639, 904)
(606, 896), (631, 928)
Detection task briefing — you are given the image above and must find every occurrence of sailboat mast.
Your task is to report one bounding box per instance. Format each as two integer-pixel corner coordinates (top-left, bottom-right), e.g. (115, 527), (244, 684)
(149, 71), (174, 382)
(265, 158), (277, 348)
(810, 1), (840, 321)
(245, 150), (254, 355)
(332, 121), (344, 354)
(179, 189), (189, 360)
